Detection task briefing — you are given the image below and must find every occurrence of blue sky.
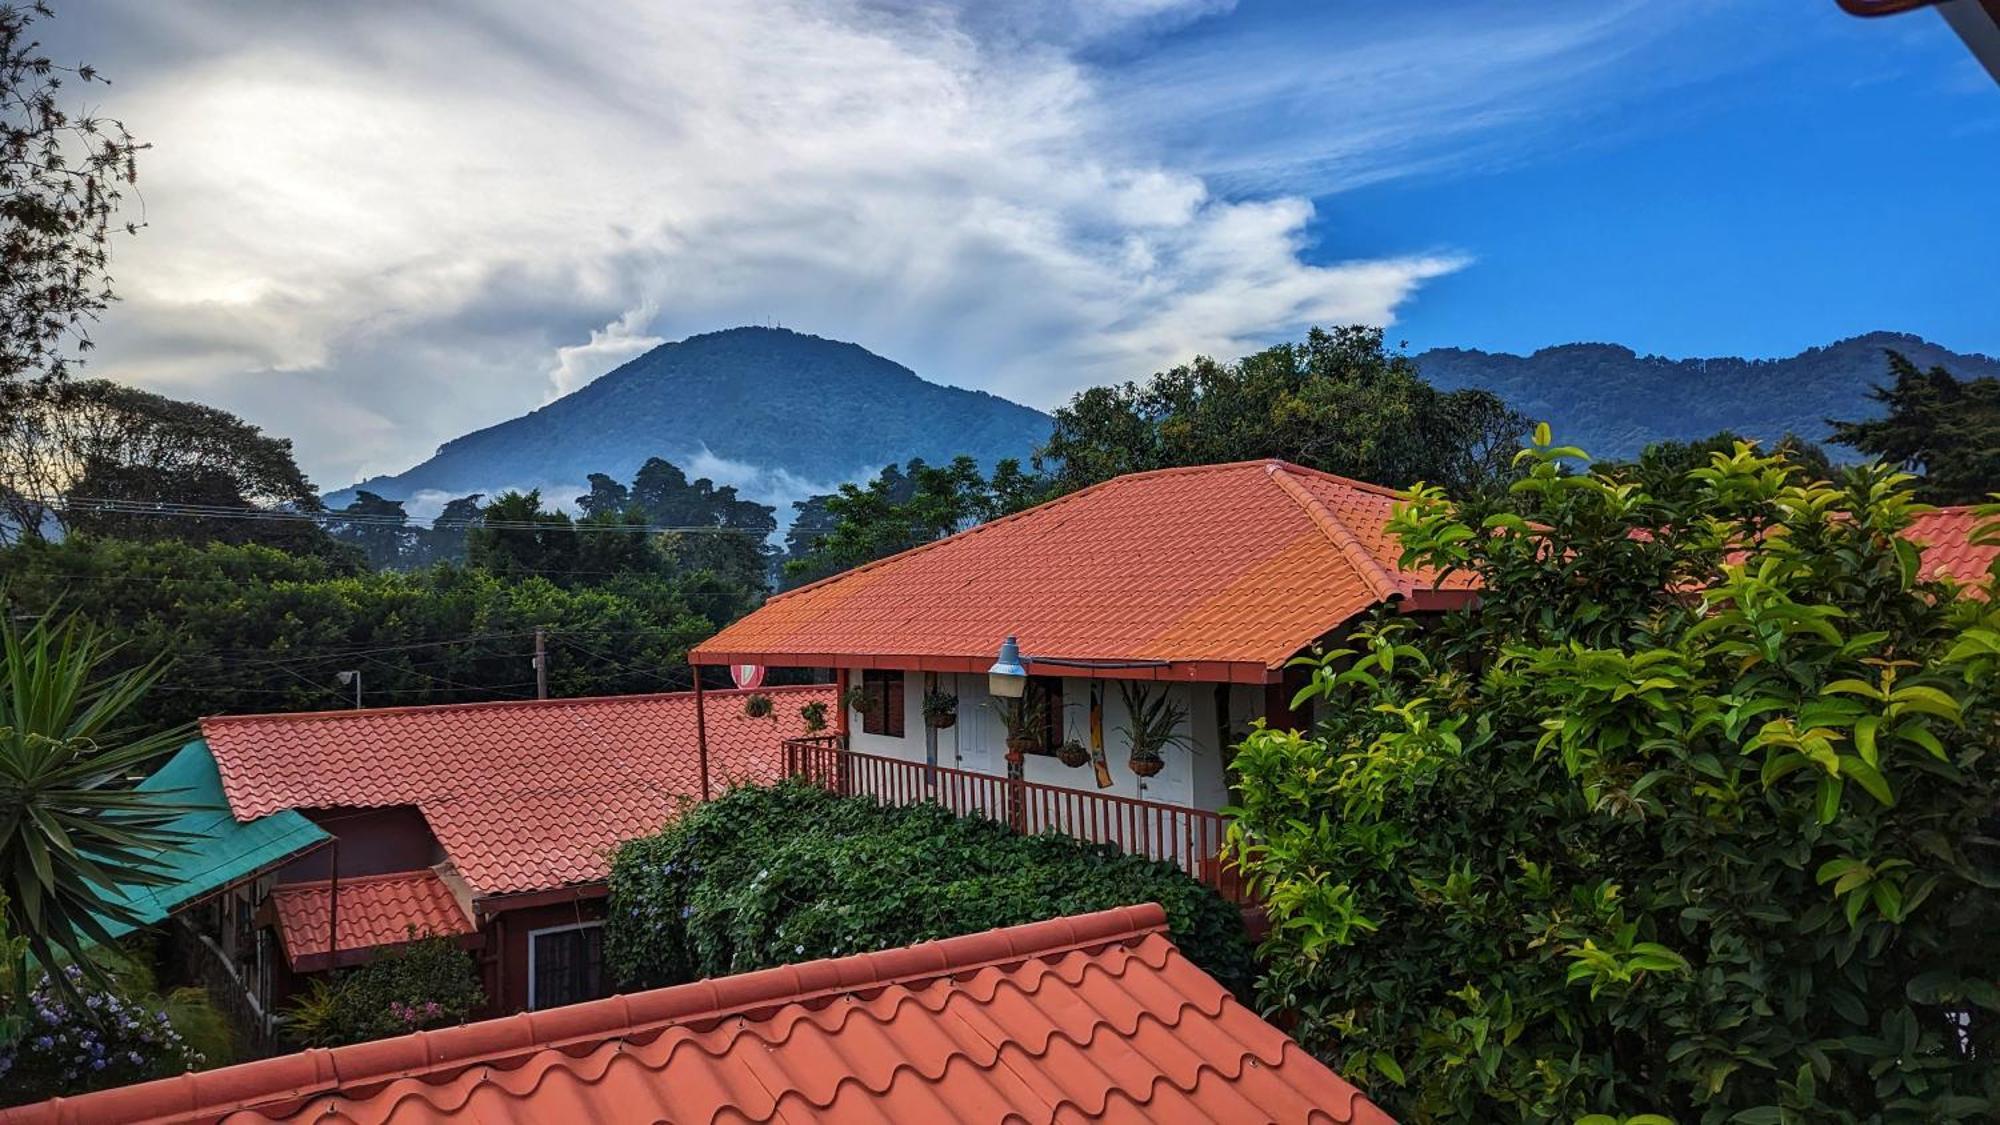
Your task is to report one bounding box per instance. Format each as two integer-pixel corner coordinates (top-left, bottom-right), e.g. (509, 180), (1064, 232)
(58, 0), (2000, 491)
(1129, 1), (2000, 359)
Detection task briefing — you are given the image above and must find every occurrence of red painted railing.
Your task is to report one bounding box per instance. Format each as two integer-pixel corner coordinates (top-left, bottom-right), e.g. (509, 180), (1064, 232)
(782, 735), (1248, 902)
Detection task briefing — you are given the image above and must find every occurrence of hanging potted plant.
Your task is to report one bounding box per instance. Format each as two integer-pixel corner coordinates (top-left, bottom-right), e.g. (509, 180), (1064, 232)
(1055, 737), (1090, 769)
(922, 689), (958, 729)
(995, 693), (1048, 765)
(741, 692), (774, 719)
(1117, 681), (1188, 779)
(799, 700), (828, 733)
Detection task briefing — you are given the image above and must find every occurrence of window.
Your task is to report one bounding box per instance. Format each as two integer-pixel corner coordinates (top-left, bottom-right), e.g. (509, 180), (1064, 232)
(1022, 676), (1065, 755)
(859, 669), (905, 737)
(528, 922), (605, 1010)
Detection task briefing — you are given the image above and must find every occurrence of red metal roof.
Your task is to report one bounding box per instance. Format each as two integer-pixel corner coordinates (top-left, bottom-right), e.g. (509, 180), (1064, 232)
(1907, 506), (1996, 586)
(6, 903), (1393, 1125)
(202, 687), (831, 898)
(270, 871), (475, 973)
(693, 460), (1473, 683)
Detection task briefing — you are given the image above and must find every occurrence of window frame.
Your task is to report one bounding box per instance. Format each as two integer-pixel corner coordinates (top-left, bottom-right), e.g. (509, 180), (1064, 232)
(526, 920), (606, 1011)
(859, 669), (906, 738)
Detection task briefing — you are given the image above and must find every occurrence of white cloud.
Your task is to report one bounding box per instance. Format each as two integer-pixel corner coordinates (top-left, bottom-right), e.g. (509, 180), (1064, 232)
(59, 0), (1687, 489)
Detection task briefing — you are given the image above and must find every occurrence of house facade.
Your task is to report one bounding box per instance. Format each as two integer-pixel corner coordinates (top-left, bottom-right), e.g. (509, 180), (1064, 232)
(692, 460), (1479, 888)
(136, 686), (829, 1029)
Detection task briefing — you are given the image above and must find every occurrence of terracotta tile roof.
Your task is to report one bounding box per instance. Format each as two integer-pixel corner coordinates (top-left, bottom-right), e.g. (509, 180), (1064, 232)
(270, 870), (474, 972)
(6, 904), (1393, 1125)
(201, 687), (830, 898)
(1908, 505), (1996, 586)
(694, 460), (1472, 681)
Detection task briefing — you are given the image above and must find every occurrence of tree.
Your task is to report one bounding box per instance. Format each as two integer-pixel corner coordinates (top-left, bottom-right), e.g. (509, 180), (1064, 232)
(0, 379), (334, 554)
(463, 490), (577, 580)
(1604, 430), (1835, 505)
(324, 491), (418, 570)
(1830, 350), (2000, 504)
(1036, 325), (1528, 499)
(780, 455), (1031, 585)
(1226, 432), (2000, 1120)
(0, 611), (188, 984)
(0, 1), (143, 389)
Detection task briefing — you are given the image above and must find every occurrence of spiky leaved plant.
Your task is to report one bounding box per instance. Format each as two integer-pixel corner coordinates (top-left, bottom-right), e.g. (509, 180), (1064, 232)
(0, 609), (190, 988)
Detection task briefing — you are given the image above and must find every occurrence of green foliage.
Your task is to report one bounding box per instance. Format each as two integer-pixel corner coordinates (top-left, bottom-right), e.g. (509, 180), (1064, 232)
(283, 936), (483, 1047)
(0, 611), (190, 982)
(0, 536), (733, 730)
(605, 781), (1253, 996)
(798, 700), (827, 733)
(741, 692), (773, 719)
(1116, 681), (1189, 769)
(1036, 325), (1526, 499)
(0, 379), (341, 557)
(1831, 350), (2000, 504)
(782, 456), (1047, 585)
(1227, 434), (2000, 1122)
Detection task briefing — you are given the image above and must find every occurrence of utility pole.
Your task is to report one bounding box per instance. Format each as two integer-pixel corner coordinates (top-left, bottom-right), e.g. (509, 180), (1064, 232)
(533, 628), (548, 700)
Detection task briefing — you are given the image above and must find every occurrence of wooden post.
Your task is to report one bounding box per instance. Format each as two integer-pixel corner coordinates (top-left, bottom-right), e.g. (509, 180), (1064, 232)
(692, 663), (711, 800)
(326, 837), (340, 977)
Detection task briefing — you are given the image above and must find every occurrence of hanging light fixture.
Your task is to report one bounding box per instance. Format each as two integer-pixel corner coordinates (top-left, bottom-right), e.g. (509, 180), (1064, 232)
(988, 635), (1028, 699)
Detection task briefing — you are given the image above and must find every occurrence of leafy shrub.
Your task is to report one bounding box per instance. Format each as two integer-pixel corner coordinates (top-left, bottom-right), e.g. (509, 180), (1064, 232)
(0, 966), (202, 1103)
(606, 781), (1253, 995)
(1227, 434), (2000, 1121)
(284, 936), (483, 1047)
(798, 700), (827, 732)
(741, 692), (773, 719)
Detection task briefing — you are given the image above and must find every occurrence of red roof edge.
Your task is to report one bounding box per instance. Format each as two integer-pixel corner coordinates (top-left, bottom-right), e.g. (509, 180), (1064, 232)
(198, 683), (823, 729)
(9, 904), (1172, 1125)
(1264, 462), (1408, 602)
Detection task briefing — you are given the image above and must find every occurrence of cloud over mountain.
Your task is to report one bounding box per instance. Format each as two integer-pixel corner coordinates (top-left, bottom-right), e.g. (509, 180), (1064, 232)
(57, 0), (1681, 488)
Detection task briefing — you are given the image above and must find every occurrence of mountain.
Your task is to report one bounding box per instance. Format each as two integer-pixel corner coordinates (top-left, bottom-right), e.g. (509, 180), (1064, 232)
(333, 327), (1052, 513)
(1413, 332), (2000, 462)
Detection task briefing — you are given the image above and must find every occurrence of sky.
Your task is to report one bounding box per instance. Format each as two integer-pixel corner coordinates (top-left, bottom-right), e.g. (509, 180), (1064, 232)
(45, 0), (2000, 491)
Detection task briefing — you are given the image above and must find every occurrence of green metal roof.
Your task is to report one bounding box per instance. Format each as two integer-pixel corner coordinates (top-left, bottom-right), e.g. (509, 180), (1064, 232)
(95, 740), (330, 940)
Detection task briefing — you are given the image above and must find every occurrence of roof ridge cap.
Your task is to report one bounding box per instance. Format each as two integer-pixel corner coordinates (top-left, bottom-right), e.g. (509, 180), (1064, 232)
(31, 905), (1171, 1121)
(273, 869), (444, 892)
(1264, 463), (1406, 603)
(200, 685), (823, 728)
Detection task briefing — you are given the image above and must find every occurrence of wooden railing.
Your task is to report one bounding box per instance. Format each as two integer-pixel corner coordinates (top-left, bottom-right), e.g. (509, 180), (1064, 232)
(782, 735), (1248, 902)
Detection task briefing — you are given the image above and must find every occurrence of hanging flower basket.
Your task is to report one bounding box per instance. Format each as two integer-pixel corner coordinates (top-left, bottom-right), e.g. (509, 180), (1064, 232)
(1128, 750), (1165, 778)
(922, 690), (958, 729)
(1004, 735), (1038, 764)
(1117, 681), (1187, 782)
(1056, 738), (1090, 768)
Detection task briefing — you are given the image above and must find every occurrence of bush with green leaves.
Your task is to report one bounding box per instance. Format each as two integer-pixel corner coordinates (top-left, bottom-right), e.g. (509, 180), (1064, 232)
(284, 936), (483, 1047)
(0, 965), (202, 1103)
(1226, 432), (2000, 1122)
(606, 781), (1253, 995)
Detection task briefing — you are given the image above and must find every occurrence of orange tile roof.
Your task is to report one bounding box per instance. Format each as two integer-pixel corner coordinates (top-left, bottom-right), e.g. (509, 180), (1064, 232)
(270, 870), (474, 972)
(202, 687), (831, 899)
(694, 460), (1473, 682)
(6, 903), (1394, 1125)
(1907, 505), (1996, 586)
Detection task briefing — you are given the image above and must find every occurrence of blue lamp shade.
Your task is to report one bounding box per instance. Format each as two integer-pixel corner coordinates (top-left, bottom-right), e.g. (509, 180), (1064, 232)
(988, 635), (1028, 699)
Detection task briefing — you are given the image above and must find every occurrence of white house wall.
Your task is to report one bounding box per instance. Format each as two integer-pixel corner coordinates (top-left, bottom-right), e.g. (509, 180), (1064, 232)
(841, 669), (1260, 813)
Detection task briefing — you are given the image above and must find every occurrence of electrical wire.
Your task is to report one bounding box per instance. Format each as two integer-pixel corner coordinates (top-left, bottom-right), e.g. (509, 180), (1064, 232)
(27, 495), (768, 535)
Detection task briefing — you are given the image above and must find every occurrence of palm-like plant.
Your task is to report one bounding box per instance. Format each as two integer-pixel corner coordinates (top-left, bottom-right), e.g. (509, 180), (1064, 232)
(0, 610), (191, 981)
(1116, 681), (1190, 778)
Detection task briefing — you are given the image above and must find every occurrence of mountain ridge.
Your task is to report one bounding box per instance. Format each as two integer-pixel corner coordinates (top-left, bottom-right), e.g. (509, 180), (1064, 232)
(331, 326), (1052, 514)
(1412, 331), (2000, 461)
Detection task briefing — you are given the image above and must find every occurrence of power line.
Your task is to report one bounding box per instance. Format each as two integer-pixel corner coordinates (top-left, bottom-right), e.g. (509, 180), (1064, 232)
(31, 496), (768, 535)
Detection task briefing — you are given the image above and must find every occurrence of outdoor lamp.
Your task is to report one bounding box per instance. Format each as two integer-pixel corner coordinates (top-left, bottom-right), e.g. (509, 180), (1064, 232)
(988, 635), (1028, 698)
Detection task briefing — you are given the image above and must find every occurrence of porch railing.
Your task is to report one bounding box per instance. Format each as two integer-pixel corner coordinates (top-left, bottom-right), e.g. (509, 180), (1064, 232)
(781, 735), (1248, 903)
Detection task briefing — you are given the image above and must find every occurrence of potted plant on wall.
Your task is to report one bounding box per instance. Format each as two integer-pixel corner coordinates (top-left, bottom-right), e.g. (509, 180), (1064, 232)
(840, 685), (870, 725)
(996, 693), (1048, 765)
(742, 692), (774, 719)
(1117, 681), (1188, 779)
(799, 700), (828, 733)
(922, 689), (958, 729)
